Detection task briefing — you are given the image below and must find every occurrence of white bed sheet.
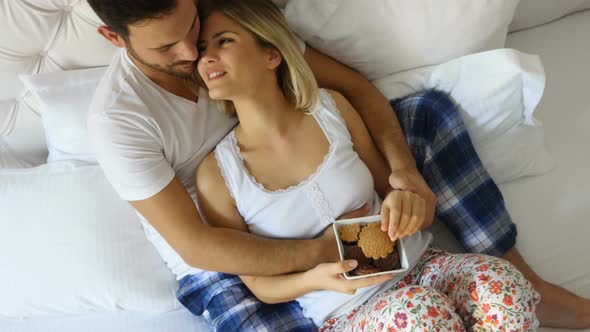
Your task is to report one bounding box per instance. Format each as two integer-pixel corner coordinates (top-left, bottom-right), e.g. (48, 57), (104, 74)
(503, 8), (590, 297)
(0, 308), (210, 332)
(502, 10), (590, 332)
(434, 10), (590, 332)
(408, 10), (590, 332)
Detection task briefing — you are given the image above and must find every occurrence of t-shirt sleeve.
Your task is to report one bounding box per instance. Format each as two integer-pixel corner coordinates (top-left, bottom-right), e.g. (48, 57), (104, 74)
(88, 112), (175, 201)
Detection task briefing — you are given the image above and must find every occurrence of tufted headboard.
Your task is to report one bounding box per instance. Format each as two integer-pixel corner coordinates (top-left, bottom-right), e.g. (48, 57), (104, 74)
(0, 0), (115, 168)
(2, 0), (589, 169)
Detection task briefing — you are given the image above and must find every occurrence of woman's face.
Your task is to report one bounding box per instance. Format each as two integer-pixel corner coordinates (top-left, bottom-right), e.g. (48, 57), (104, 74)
(197, 10), (280, 101)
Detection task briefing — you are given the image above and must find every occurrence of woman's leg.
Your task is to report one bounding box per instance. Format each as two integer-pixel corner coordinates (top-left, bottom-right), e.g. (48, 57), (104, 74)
(414, 248), (540, 331)
(320, 285), (465, 332)
(391, 90), (590, 329)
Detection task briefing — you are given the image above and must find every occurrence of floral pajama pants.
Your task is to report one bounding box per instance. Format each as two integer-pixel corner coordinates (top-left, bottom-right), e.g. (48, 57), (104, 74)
(321, 247), (540, 332)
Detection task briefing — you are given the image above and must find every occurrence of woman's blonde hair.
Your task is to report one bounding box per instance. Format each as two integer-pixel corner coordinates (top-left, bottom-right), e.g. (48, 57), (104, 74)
(197, 0), (318, 116)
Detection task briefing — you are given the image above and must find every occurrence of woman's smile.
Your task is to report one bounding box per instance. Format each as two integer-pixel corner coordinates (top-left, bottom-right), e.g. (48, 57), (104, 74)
(207, 70), (227, 81)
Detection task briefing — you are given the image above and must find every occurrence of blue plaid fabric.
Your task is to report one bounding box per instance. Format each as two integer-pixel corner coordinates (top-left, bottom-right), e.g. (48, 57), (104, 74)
(176, 89), (517, 331)
(177, 271), (316, 331)
(391, 90), (517, 257)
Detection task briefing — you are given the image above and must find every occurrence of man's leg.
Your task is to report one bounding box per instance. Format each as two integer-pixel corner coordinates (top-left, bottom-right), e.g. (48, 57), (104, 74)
(391, 90), (590, 328)
(177, 271), (316, 332)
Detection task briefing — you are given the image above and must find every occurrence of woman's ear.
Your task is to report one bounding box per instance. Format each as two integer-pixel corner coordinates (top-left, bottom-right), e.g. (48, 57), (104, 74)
(265, 47), (283, 70)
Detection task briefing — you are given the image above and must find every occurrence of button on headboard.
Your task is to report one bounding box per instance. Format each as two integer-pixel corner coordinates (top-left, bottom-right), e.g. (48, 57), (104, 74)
(0, 0), (116, 167)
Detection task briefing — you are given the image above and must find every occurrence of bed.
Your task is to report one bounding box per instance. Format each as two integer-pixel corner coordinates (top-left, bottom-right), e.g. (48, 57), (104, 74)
(1, 0), (588, 331)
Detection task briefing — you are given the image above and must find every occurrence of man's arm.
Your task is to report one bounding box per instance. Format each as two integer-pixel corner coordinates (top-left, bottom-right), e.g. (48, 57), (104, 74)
(303, 46), (414, 171)
(328, 89), (427, 240)
(89, 111), (349, 276)
(303, 46), (437, 229)
(130, 175), (329, 276)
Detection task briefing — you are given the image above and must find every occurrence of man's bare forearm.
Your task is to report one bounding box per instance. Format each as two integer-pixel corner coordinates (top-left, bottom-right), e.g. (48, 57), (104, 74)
(181, 225), (327, 276)
(340, 77), (417, 171)
(303, 46), (416, 172)
(131, 177), (330, 277)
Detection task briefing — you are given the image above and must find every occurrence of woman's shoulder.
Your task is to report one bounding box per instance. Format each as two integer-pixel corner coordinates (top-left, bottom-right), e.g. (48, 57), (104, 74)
(316, 88), (356, 128)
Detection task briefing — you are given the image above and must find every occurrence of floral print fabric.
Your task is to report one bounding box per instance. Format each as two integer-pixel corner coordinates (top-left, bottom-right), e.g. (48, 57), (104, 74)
(321, 247), (540, 332)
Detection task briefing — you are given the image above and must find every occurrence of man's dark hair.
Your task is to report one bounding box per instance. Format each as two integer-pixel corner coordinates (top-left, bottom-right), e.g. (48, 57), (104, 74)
(87, 0), (178, 40)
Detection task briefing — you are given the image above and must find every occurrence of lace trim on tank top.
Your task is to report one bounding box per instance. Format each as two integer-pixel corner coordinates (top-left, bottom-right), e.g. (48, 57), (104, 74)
(229, 129), (336, 195)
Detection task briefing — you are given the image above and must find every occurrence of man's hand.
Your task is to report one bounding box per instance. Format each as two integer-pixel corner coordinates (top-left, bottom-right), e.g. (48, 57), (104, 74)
(317, 203), (371, 263)
(386, 167), (436, 239)
(305, 260), (392, 295)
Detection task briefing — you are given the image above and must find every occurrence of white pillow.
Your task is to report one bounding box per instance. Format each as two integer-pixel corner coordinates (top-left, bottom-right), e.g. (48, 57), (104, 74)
(284, 0), (520, 81)
(0, 161), (180, 319)
(19, 67), (107, 163)
(372, 49), (554, 183)
(509, 0), (590, 32)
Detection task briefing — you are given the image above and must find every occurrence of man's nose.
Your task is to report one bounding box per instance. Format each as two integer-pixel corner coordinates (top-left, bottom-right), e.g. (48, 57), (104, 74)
(179, 39), (199, 61)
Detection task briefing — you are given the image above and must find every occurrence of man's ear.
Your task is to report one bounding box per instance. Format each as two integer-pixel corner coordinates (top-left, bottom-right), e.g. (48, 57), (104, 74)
(266, 47), (283, 70)
(97, 26), (126, 48)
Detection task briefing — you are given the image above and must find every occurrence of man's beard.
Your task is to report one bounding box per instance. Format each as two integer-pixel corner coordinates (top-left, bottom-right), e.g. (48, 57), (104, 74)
(127, 45), (197, 80)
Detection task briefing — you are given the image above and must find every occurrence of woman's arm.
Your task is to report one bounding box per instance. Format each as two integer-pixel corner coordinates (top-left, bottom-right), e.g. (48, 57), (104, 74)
(305, 47), (436, 234)
(195, 152), (392, 303)
(326, 90), (427, 241)
(241, 260), (392, 304)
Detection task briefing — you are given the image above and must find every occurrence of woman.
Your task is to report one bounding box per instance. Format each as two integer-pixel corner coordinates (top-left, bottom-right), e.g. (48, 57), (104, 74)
(194, 0), (540, 330)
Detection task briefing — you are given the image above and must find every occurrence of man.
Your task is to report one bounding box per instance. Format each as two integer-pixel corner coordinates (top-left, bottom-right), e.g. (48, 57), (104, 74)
(86, 0), (589, 330)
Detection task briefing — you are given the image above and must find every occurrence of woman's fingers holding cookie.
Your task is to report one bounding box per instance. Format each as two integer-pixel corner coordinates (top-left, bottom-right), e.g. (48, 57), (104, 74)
(412, 196), (427, 235)
(392, 191), (412, 241)
(380, 205), (390, 233)
(382, 190), (402, 240)
(400, 194), (426, 238)
(382, 191), (428, 241)
(382, 190), (429, 241)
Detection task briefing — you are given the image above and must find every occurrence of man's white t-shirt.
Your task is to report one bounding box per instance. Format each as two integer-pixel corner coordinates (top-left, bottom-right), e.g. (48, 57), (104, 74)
(88, 49), (237, 279)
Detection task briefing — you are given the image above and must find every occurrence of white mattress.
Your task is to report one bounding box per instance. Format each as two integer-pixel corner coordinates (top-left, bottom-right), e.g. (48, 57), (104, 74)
(2, 8), (588, 332)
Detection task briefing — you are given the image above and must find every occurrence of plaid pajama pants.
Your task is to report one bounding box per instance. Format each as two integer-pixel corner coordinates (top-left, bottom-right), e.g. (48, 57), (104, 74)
(177, 90), (518, 331)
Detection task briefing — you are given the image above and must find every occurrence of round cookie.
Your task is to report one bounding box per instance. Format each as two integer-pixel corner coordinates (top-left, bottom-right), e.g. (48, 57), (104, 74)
(357, 222), (394, 259)
(338, 223), (361, 242)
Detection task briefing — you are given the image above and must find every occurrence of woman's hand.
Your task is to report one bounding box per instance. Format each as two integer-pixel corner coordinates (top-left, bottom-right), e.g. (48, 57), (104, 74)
(380, 188), (427, 242)
(388, 167), (436, 234)
(305, 260), (392, 295)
